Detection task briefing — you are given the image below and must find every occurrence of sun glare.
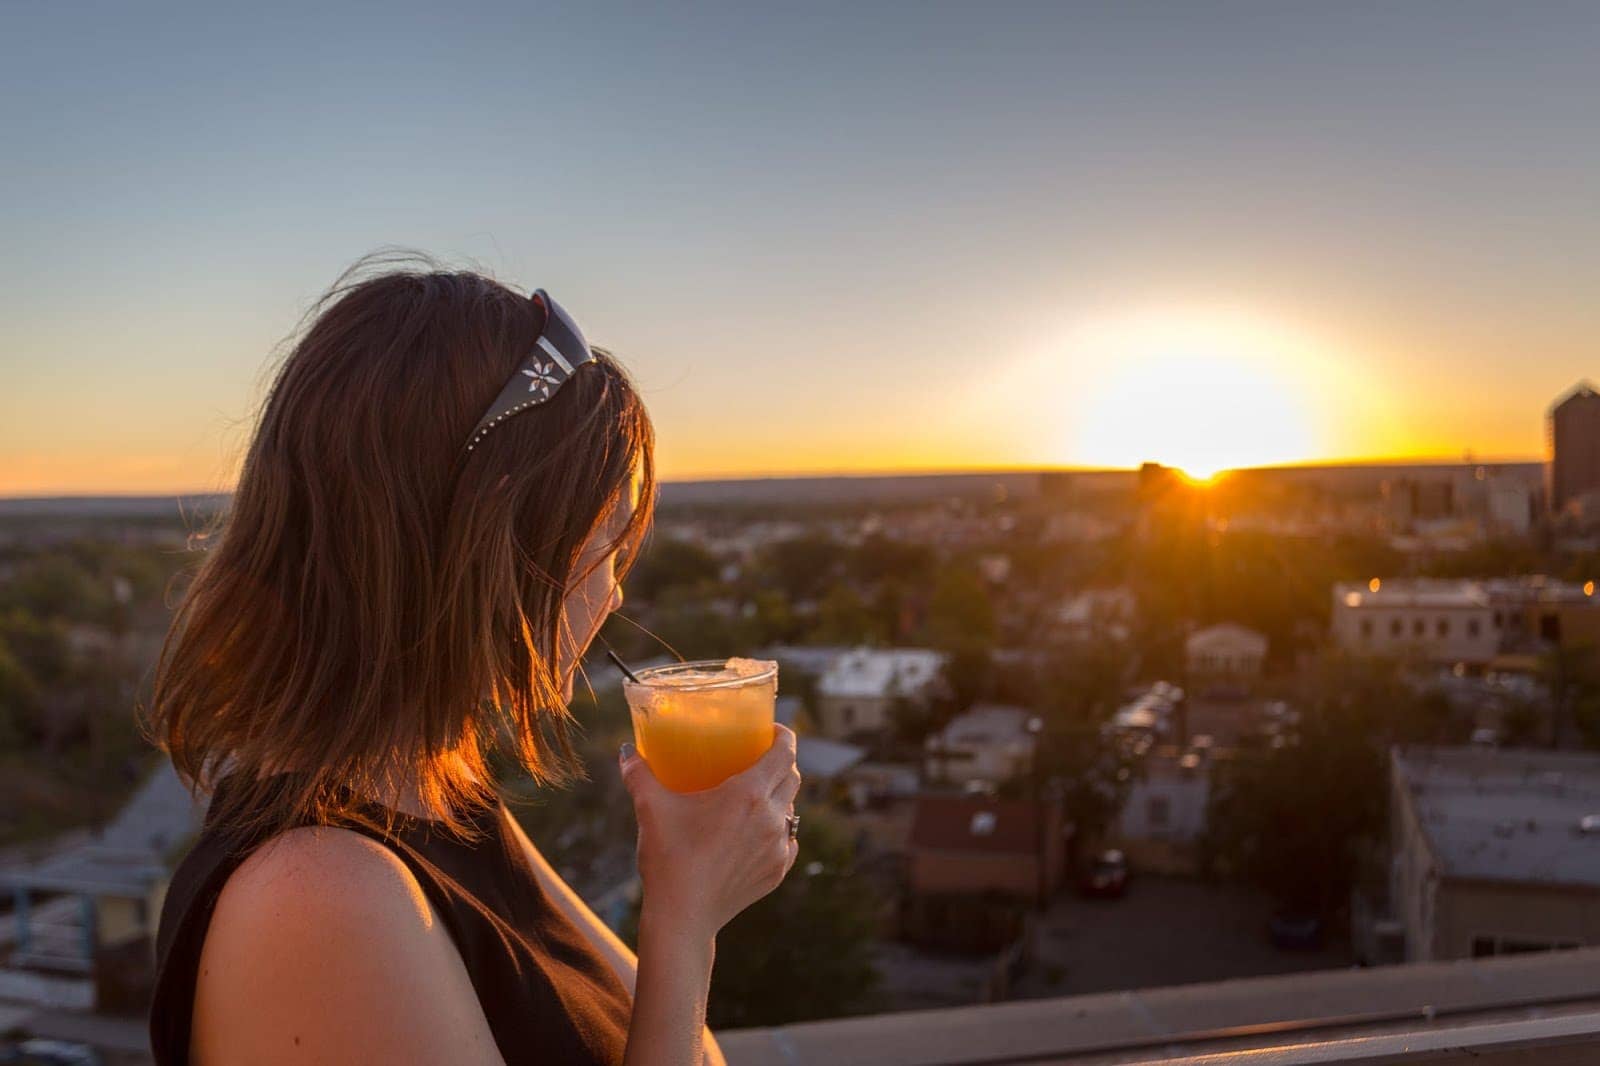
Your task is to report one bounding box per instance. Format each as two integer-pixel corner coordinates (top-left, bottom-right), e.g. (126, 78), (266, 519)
(1059, 308), (1331, 478)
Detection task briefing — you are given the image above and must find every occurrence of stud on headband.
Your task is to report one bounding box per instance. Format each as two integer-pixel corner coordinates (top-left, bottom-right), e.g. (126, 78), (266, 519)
(463, 289), (598, 453)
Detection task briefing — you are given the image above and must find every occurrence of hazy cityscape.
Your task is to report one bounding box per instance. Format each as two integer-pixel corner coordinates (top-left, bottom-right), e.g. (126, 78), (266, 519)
(8, 4), (1600, 1063)
(1, 384), (1599, 1061)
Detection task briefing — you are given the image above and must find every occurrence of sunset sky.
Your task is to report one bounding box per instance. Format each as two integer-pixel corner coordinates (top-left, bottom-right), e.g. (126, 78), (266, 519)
(3, 3), (1598, 495)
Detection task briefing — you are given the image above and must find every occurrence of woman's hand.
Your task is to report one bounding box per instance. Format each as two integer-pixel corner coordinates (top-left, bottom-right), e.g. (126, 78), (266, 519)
(620, 723), (802, 945)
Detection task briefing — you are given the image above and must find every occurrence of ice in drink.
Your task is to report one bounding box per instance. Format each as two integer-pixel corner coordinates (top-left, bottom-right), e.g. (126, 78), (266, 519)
(622, 658), (778, 793)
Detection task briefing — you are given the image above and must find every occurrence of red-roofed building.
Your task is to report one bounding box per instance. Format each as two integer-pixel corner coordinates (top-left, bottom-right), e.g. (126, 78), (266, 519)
(907, 794), (1068, 904)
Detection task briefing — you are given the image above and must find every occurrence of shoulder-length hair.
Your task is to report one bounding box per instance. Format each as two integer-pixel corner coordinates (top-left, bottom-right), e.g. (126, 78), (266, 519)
(145, 253), (656, 840)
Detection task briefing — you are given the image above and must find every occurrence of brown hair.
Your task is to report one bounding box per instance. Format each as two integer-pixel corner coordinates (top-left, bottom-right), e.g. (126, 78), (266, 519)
(144, 252), (656, 840)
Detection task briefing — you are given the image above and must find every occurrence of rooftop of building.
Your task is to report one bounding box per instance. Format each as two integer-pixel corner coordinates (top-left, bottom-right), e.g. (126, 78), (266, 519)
(817, 646), (948, 700)
(1185, 623), (1268, 655)
(1549, 378), (1600, 415)
(926, 704), (1036, 750)
(1394, 745), (1600, 889)
(1, 762), (202, 896)
(907, 794), (1049, 857)
(796, 735), (867, 779)
(1054, 586), (1137, 624)
(1336, 575), (1598, 611)
(1336, 579), (1492, 609)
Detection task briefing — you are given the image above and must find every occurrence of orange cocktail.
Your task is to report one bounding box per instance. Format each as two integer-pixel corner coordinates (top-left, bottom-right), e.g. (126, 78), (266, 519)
(622, 658), (778, 792)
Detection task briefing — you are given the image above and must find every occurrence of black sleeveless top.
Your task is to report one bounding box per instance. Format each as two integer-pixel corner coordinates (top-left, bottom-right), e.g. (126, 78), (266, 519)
(149, 773), (634, 1065)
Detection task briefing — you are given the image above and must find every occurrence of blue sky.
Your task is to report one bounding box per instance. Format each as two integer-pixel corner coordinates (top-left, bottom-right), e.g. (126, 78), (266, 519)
(3, 2), (1598, 492)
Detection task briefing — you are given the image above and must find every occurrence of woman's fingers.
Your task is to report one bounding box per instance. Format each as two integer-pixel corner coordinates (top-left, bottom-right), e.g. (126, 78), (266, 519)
(747, 723), (798, 790)
(770, 764), (802, 804)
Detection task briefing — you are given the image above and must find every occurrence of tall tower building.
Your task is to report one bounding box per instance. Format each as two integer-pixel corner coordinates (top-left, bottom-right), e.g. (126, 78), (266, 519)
(1548, 381), (1600, 515)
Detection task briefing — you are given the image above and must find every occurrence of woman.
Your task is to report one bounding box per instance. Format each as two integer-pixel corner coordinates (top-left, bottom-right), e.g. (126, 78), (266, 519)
(144, 255), (801, 1065)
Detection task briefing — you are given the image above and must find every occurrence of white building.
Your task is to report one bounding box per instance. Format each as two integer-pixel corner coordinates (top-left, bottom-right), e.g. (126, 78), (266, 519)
(924, 704), (1037, 786)
(1052, 587), (1137, 643)
(1112, 749), (1212, 874)
(1332, 577), (1598, 667)
(1383, 746), (1600, 963)
(814, 646), (949, 739)
(1185, 624), (1268, 678)
(1332, 580), (1499, 666)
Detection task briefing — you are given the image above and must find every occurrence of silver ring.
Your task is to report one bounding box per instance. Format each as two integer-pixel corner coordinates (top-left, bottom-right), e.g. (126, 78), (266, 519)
(785, 812), (800, 841)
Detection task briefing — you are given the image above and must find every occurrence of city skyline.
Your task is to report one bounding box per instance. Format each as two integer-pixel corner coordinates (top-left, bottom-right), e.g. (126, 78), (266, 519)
(4, 4), (1600, 495)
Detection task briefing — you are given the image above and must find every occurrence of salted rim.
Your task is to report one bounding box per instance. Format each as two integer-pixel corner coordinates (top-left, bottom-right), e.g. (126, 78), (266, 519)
(622, 657), (778, 692)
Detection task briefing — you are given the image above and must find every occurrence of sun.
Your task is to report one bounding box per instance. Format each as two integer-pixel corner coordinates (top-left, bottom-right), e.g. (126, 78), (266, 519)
(1060, 308), (1328, 477)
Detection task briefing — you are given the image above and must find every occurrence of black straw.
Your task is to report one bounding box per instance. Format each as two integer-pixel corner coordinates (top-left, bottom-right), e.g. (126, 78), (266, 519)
(606, 648), (642, 684)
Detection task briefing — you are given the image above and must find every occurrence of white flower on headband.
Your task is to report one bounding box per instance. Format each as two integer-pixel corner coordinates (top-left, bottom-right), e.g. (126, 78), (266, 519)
(521, 360), (563, 398)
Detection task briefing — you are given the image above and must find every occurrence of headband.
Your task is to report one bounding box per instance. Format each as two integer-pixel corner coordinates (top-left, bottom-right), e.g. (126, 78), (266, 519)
(463, 289), (599, 453)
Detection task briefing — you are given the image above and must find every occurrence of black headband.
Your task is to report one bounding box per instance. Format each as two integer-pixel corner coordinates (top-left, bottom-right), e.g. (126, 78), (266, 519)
(463, 289), (598, 453)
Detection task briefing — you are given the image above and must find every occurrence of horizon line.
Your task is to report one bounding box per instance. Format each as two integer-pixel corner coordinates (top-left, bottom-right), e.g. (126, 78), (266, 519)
(0, 453), (1549, 502)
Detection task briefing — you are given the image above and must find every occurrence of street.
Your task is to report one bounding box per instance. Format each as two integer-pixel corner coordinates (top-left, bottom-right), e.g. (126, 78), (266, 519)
(1013, 875), (1354, 999)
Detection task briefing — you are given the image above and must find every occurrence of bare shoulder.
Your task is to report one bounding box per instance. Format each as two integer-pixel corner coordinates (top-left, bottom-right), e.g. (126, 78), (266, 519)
(209, 825), (432, 934)
(191, 826), (503, 1065)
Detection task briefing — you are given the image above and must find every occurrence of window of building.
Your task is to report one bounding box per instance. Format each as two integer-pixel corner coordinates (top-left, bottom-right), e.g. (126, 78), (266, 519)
(1413, 618), (1425, 637)
(842, 705), (855, 727)
(1147, 795), (1171, 828)
(1360, 618), (1373, 639)
(1468, 618), (1481, 638)
(1391, 618), (1404, 637)
(1437, 617), (1450, 637)
(1470, 935), (1580, 958)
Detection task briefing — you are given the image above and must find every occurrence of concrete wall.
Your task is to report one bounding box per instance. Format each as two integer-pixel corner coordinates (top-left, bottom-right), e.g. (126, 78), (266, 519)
(924, 744), (1030, 786)
(95, 895), (145, 949)
(817, 695), (892, 738)
(1333, 602), (1499, 665)
(1390, 756), (1440, 963)
(911, 852), (1044, 901)
(1433, 880), (1600, 960)
(1113, 768), (1209, 874)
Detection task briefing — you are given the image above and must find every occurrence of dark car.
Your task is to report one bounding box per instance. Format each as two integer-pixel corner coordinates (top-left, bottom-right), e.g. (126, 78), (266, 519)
(1078, 848), (1129, 898)
(1268, 912), (1324, 950)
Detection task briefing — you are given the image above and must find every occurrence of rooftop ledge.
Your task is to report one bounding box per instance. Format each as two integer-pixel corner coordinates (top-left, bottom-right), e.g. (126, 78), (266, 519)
(719, 947), (1600, 1065)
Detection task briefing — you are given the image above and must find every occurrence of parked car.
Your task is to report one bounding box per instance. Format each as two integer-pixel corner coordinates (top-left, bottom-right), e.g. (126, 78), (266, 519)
(1078, 848), (1129, 898)
(1268, 911), (1324, 950)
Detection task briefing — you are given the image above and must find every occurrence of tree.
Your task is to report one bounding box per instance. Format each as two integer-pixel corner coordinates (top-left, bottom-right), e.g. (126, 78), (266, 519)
(625, 808), (883, 1028)
(1203, 651), (1441, 916)
(922, 570), (995, 652)
(1025, 640), (1138, 852)
(622, 537), (722, 602)
(0, 554), (113, 625)
(760, 536), (850, 602)
(0, 638), (38, 749)
(1538, 641), (1600, 749)
(849, 535), (934, 588)
(939, 642), (992, 711)
(1204, 714), (1387, 915)
(0, 609), (72, 686)
(811, 584), (884, 645)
